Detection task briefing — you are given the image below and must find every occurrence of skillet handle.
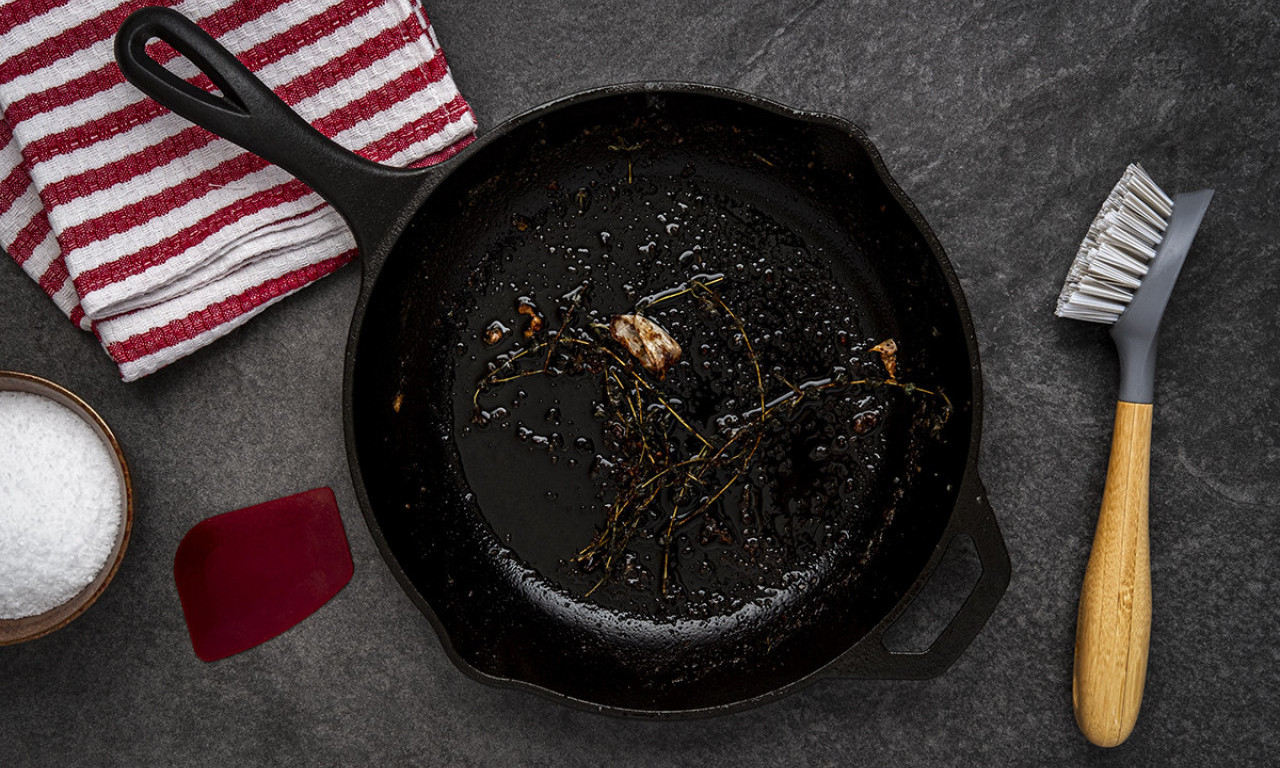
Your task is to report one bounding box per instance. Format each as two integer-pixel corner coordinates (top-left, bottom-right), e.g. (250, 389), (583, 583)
(826, 470), (1010, 679)
(114, 6), (426, 253)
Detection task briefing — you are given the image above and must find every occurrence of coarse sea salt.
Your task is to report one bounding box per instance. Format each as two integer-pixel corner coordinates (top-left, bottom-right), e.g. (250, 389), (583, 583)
(0, 391), (123, 620)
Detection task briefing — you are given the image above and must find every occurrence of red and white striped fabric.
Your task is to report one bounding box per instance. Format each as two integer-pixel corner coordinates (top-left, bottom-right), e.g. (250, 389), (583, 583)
(0, 0), (475, 381)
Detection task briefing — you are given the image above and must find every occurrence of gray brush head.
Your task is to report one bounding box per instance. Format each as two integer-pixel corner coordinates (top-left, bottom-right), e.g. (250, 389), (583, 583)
(1056, 164), (1175, 324)
(1056, 164), (1213, 403)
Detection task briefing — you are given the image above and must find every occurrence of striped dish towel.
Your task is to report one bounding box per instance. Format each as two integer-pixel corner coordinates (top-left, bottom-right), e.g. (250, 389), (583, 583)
(0, 0), (475, 381)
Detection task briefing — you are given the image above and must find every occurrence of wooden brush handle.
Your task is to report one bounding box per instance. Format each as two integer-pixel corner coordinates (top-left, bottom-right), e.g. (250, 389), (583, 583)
(1073, 400), (1153, 747)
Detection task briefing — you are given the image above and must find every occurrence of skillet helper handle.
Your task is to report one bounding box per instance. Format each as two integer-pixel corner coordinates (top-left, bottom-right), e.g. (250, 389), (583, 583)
(827, 471), (1010, 679)
(114, 6), (422, 251)
(1073, 400), (1152, 747)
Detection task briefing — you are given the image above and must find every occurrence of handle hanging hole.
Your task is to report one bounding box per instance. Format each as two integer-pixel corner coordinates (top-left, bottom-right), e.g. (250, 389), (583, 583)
(140, 38), (226, 99)
(881, 533), (983, 654)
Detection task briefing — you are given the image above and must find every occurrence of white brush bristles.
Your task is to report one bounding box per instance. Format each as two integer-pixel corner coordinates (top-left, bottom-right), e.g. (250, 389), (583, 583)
(1055, 163), (1176, 324)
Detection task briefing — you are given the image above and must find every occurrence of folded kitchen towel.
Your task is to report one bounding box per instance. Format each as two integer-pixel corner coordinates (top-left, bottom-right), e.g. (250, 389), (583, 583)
(0, 0), (475, 380)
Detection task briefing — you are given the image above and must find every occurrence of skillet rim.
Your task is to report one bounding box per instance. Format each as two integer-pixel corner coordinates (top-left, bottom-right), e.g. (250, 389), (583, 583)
(341, 81), (994, 717)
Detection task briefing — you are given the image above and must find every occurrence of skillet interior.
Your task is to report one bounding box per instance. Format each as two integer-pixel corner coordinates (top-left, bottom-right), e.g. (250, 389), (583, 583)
(350, 90), (975, 712)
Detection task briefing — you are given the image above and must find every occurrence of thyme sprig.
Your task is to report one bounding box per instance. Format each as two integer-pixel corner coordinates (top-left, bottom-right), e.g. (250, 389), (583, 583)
(472, 278), (951, 596)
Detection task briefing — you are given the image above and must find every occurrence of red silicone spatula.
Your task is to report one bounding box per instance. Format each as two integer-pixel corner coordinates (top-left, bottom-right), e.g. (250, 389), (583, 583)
(174, 487), (353, 661)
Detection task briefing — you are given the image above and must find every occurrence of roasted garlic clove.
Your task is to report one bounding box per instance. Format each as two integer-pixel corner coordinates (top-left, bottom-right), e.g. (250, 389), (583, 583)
(517, 297), (545, 337)
(609, 314), (682, 379)
(870, 338), (898, 381)
(482, 321), (510, 345)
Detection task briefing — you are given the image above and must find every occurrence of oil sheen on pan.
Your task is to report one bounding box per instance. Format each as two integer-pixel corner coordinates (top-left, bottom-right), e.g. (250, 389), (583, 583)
(441, 120), (953, 622)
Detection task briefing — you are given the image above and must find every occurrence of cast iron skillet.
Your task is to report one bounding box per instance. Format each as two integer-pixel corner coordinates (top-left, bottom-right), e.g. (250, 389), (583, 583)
(117, 7), (1010, 716)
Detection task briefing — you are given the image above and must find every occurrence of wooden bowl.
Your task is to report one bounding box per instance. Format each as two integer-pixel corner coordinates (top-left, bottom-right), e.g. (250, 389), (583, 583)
(0, 371), (133, 646)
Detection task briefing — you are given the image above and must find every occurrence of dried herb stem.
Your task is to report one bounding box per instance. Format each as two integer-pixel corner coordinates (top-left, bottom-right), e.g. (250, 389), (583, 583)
(471, 277), (952, 597)
(607, 138), (643, 184)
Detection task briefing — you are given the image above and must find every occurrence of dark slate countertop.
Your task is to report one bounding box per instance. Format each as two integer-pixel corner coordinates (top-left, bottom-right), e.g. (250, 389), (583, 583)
(3, 1), (1277, 765)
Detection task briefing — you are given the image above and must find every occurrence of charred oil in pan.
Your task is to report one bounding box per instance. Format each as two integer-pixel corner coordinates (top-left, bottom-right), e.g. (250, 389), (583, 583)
(446, 138), (944, 621)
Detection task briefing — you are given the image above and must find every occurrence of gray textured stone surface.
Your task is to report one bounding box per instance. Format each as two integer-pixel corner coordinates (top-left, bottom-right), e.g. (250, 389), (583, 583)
(2, 0), (1278, 764)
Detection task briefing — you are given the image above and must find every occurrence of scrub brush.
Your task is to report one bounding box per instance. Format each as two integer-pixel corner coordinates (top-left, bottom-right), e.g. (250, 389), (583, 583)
(1056, 164), (1213, 747)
